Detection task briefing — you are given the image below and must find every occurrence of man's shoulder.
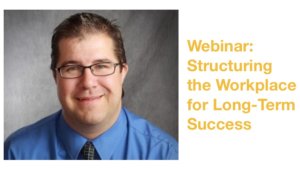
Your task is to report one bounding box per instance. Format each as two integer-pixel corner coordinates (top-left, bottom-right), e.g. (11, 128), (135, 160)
(5, 111), (60, 148)
(125, 109), (177, 143)
(123, 108), (178, 159)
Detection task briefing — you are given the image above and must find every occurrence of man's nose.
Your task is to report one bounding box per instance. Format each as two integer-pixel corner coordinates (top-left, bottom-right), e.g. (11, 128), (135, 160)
(80, 68), (97, 89)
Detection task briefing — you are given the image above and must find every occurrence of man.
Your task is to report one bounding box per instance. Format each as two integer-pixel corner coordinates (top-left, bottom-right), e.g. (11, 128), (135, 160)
(4, 12), (178, 160)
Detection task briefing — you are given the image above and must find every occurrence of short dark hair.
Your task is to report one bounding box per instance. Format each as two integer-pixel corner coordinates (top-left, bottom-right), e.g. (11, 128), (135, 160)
(51, 12), (127, 97)
(50, 12), (127, 71)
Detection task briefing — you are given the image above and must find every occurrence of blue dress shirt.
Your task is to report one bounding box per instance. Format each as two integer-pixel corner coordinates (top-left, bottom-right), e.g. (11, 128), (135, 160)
(4, 107), (178, 160)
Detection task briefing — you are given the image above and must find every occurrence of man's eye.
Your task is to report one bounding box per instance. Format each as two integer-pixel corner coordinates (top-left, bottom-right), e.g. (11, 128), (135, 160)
(65, 66), (80, 72)
(94, 64), (109, 69)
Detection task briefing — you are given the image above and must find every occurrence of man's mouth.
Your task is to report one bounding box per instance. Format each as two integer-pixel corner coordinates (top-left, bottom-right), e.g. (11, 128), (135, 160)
(76, 94), (104, 102)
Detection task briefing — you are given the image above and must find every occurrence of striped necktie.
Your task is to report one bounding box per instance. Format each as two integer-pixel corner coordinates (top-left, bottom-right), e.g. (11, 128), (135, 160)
(81, 141), (95, 160)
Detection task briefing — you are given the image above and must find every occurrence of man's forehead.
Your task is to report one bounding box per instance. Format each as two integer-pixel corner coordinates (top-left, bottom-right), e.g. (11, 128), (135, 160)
(56, 33), (119, 66)
(58, 32), (113, 45)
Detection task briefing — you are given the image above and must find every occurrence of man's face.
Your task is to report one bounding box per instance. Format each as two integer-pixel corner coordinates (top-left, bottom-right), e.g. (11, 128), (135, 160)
(55, 33), (128, 130)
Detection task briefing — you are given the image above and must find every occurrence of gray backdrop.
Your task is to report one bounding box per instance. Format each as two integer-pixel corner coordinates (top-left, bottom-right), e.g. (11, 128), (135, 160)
(4, 10), (178, 140)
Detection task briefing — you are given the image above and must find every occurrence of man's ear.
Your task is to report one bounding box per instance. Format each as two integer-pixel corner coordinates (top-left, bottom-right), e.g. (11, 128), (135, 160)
(52, 70), (58, 84)
(121, 63), (128, 83)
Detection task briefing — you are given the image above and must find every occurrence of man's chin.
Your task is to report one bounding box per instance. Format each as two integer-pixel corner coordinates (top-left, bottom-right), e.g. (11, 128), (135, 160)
(78, 115), (105, 126)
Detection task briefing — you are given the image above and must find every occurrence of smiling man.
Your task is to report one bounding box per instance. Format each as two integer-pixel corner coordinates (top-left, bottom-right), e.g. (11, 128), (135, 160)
(4, 12), (178, 160)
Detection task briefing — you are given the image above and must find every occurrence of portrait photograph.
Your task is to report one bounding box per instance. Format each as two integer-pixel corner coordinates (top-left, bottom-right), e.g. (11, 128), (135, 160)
(4, 10), (178, 160)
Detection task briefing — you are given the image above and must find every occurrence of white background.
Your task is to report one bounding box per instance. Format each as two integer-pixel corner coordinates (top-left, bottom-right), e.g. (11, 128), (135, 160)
(1, 0), (300, 168)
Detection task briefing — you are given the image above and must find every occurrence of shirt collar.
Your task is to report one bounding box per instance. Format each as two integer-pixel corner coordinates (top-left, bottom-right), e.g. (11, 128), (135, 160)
(57, 108), (127, 159)
(91, 108), (127, 159)
(58, 112), (86, 159)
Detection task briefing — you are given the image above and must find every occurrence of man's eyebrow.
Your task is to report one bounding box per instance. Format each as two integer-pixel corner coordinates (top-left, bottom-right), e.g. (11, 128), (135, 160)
(93, 59), (114, 63)
(59, 59), (114, 67)
(59, 60), (81, 67)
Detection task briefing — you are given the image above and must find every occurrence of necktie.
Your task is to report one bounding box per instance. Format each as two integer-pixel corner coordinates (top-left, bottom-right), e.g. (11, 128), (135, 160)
(81, 141), (95, 160)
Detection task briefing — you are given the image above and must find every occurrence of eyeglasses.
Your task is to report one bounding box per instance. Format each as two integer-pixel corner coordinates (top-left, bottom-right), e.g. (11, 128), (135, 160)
(56, 62), (121, 79)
